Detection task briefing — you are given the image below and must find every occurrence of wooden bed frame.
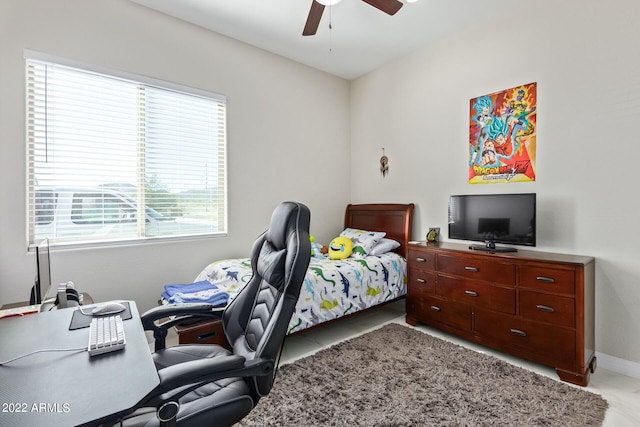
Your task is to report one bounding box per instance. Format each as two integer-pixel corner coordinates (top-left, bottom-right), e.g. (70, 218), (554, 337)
(282, 203), (416, 336)
(173, 203), (415, 345)
(344, 203), (415, 259)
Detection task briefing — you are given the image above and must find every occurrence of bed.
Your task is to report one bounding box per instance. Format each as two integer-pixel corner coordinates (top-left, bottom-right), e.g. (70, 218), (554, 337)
(167, 203), (414, 336)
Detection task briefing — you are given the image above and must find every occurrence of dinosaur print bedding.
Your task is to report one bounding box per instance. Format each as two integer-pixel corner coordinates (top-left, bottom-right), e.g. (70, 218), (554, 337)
(193, 252), (407, 334)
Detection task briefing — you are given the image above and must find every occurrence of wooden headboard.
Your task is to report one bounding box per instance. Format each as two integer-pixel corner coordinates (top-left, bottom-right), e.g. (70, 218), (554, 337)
(344, 203), (415, 259)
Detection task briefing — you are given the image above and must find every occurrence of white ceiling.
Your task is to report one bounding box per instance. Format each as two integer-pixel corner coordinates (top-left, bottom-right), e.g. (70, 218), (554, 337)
(130, 0), (524, 80)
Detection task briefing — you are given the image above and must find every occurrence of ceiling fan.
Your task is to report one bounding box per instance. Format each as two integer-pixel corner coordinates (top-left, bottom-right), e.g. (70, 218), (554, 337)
(303, 0), (404, 36)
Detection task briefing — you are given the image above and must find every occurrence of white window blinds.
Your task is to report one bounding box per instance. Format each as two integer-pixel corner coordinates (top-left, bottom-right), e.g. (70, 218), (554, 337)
(26, 55), (227, 246)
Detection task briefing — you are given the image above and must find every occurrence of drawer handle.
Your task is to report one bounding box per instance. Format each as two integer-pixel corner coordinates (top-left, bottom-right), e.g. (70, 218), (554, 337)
(536, 304), (555, 313)
(464, 290), (479, 297)
(197, 330), (219, 341)
(416, 257), (426, 263)
(510, 329), (527, 337)
(430, 306), (441, 312)
(416, 278), (426, 283)
(536, 276), (555, 283)
(464, 266), (479, 272)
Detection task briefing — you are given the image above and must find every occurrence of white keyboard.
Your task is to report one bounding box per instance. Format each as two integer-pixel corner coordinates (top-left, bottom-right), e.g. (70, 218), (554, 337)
(88, 315), (126, 356)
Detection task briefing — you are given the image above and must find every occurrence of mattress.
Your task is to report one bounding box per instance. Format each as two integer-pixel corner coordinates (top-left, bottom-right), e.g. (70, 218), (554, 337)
(193, 252), (407, 334)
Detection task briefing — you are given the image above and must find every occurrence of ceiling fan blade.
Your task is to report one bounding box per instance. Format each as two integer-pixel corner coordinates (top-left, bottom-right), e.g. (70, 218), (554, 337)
(303, 1), (325, 36)
(361, 0), (403, 15)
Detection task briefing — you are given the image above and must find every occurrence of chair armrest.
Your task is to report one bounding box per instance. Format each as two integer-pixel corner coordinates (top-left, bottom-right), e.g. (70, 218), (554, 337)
(157, 354), (245, 391)
(141, 303), (225, 351)
(154, 356), (275, 402)
(141, 303), (224, 324)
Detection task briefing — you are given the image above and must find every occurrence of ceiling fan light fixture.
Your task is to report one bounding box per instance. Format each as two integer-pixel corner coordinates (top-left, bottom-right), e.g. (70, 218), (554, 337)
(304, 0), (403, 36)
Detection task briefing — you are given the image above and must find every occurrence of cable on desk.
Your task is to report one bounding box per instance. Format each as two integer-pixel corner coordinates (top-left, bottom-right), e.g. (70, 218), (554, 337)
(0, 347), (86, 365)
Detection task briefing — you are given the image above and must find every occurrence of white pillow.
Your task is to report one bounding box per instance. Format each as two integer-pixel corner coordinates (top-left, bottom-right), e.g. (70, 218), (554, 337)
(369, 238), (401, 256)
(340, 228), (386, 258)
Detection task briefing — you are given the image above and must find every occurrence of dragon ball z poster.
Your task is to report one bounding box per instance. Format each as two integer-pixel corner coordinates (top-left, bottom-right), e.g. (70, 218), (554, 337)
(469, 82), (537, 184)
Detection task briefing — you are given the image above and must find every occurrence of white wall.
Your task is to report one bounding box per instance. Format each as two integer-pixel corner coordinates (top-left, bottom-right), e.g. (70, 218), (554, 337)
(0, 0), (350, 312)
(2, 0), (639, 377)
(350, 0), (640, 372)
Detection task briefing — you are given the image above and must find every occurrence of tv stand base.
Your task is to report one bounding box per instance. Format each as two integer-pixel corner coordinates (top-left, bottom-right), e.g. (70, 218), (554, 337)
(468, 244), (517, 253)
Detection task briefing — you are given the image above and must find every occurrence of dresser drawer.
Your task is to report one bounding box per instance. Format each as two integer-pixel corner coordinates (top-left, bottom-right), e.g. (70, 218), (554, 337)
(438, 275), (515, 314)
(408, 250), (436, 271)
(174, 319), (230, 349)
(519, 290), (575, 328)
(519, 266), (575, 295)
(407, 268), (436, 294)
(437, 254), (515, 285)
(474, 310), (575, 365)
(406, 293), (424, 319)
(409, 296), (471, 331)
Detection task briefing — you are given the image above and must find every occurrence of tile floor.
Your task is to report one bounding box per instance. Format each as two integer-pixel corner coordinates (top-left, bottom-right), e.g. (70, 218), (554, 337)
(278, 301), (640, 427)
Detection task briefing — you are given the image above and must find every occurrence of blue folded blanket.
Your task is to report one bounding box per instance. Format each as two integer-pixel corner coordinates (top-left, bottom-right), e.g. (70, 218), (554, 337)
(162, 280), (216, 299)
(162, 280), (230, 307)
(166, 290), (229, 307)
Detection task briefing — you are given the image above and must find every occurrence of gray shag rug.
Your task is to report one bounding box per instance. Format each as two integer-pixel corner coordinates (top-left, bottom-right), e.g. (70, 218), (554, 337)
(240, 323), (607, 426)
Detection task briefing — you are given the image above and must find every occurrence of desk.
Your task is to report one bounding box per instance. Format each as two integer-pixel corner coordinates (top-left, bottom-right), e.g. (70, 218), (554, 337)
(0, 301), (159, 427)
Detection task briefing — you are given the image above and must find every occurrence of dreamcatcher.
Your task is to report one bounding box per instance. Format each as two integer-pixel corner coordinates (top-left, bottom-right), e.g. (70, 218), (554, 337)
(380, 148), (389, 178)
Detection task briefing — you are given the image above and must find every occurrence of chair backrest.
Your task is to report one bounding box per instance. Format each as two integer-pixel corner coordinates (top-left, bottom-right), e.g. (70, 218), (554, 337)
(222, 201), (311, 396)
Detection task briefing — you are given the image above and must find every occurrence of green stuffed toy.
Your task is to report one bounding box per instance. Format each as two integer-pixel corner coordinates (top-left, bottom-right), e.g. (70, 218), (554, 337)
(328, 236), (353, 260)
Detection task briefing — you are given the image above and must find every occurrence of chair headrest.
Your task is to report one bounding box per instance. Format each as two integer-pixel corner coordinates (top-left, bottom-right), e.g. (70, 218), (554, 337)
(264, 201), (301, 250)
(256, 201), (308, 289)
(256, 243), (286, 289)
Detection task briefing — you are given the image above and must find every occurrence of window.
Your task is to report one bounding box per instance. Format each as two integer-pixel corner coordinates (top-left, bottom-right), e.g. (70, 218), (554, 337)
(26, 52), (227, 247)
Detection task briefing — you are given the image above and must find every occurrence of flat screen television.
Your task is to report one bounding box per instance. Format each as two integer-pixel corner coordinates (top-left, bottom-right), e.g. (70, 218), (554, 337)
(448, 193), (536, 252)
(29, 238), (53, 305)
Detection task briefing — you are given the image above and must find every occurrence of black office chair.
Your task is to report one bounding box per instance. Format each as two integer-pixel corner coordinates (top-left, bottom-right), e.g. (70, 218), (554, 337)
(119, 201), (311, 427)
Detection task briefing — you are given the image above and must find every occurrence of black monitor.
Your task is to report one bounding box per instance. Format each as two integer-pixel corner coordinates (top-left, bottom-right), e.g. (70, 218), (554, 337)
(448, 193), (536, 252)
(30, 239), (52, 305)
